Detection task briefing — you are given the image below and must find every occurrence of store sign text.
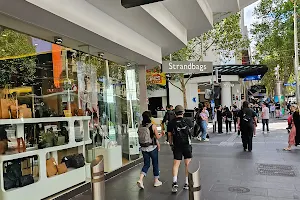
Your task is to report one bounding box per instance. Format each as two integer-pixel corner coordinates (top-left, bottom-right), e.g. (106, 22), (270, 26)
(162, 61), (213, 74)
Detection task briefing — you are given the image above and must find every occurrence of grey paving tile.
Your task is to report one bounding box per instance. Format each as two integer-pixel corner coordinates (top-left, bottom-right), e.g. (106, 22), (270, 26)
(235, 195), (275, 200)
(267, 189), (300, 198)
(211, 184), (267, 196)
(240, 181), (296, 190)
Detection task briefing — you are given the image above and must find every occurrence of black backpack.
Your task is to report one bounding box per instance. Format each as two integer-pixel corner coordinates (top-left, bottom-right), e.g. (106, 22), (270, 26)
(241, 109), (253, 129)
(173, 119), (192, 146)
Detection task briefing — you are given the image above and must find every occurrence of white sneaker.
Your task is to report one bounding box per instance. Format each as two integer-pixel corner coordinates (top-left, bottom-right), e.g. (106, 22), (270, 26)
(137, 180), (144, 189)
(197, 137), (202, 141)
(203, 138), (209, 142)
(154, 180), (162, 187)
(164, 141), (169, 144)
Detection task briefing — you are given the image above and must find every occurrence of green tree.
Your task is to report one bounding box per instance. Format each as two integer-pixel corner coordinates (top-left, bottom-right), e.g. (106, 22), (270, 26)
(251, 0), (296, 97)
(152, 13), (249, 108)
(0, 28), (36, 87)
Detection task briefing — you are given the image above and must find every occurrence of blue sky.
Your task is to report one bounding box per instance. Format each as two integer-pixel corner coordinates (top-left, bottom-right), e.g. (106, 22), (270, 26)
(244, 0), (260, 29)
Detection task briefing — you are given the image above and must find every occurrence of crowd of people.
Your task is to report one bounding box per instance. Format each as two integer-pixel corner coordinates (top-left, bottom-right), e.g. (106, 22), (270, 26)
(135, 100), (300, 192)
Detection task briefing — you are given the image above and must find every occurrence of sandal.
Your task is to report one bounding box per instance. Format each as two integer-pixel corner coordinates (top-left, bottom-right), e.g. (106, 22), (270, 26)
(283, 148), (291, 151)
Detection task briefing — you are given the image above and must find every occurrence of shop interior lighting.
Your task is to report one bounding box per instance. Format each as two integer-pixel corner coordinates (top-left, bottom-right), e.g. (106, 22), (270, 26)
(98, 52), (104, 58)
(54, 36), (63, 44)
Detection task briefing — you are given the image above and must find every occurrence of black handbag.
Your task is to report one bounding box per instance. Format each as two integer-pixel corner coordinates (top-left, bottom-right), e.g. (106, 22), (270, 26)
(61, 155), (74, 168)
(19, 175), (34, 187)
(71, 153), (85, 168)
(5, 161), (22, 189)
(4, 173), (16, 190)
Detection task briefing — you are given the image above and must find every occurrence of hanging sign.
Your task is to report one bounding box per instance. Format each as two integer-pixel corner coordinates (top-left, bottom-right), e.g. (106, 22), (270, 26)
(243, 75), (262, 81)
(147, 72), (166, 86)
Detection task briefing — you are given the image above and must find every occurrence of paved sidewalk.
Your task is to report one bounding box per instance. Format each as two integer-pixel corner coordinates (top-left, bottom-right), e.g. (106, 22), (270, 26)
(73, 120), (300, 200)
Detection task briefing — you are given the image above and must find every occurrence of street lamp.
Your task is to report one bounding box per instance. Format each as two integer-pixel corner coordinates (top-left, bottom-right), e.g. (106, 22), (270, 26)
(292, 0), (300, 104)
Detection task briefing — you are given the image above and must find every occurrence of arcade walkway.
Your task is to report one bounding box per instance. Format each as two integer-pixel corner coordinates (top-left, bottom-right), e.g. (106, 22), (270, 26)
(73, 120), (300, 200)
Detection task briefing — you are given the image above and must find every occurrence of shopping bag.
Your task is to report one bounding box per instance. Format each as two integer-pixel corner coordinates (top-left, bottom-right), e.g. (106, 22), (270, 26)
(0, 98), (17, 119)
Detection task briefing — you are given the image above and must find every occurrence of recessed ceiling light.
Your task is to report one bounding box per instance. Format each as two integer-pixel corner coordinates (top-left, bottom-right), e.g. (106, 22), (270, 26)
(34, 44), (38, 46)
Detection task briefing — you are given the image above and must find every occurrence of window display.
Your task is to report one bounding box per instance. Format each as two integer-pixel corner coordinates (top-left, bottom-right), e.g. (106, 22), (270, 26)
(0, 27), (142, 199)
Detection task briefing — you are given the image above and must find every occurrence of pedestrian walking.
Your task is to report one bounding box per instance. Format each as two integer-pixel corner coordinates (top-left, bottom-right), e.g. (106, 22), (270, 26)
(238, 101), (257, 152)
(224, 107), (232, 133)
(196, 107), (209, 141)
(137, 111), (164, 189)
(232, 105), (240, 134)
(161, 105), (175, 144)
(270, 103), (275, 118)
(217, 105), (223, 134)
(261, 102), (270, 133)
(167, 105), (194, 193)
(284, 104), (298, 151)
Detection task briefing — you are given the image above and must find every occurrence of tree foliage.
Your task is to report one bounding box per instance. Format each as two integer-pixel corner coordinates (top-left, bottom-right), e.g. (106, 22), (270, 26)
(0, 28), (36, 87)
(251, 0), (297, 96)
(147, 13), (249, 108)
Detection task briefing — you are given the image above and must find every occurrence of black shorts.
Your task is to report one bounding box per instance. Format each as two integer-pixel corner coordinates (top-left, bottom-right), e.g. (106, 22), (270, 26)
(173, 145), (192, 160)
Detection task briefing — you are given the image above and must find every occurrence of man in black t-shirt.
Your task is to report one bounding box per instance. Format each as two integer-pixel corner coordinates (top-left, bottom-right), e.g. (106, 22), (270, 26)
(161, 105), (175, 144)
(237, 101), (257, 152)
(168, 105), (193, 193)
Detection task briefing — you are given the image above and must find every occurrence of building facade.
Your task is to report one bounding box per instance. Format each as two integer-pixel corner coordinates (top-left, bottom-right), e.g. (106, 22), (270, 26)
(0, 0), (258, 199)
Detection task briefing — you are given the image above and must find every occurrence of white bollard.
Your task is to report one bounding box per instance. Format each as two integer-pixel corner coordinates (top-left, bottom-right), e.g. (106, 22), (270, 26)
(90, 155), (105, 200)
(188, 161), (201, 200)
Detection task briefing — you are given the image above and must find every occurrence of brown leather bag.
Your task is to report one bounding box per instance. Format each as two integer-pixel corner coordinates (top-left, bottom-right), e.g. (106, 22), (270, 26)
(17, 137), (26, 153)
(0, 140), (8, 154)
(19, 108), (32, 118)
(57, 163), (68, 174)
(1, 98), (17, 119)
(46, 158), (58, 177)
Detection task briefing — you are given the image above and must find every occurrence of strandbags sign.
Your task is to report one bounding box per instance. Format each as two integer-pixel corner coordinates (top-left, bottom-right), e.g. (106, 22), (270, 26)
(162, 61), (213, 74)
(147, 72), (166, 86)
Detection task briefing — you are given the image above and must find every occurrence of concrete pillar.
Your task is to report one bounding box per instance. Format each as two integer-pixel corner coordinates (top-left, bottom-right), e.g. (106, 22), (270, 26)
(221, 82), (232, 107)
(232, 84), (241, 108)
(138, 65), (148, 113)
(186, 82), (199, 110)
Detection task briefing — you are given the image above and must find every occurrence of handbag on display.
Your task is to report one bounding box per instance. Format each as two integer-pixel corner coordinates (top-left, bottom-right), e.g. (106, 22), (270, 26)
(0, 140), (8, 154)
(46, 158), (58, 177)
(57, 163), (68, 174)
(19, 174), (34, 187)
(61, 155), (73, 168)
(5, 161), (22, 189)
(17, 137), (26, 153)
(3, 173), (16, 190)
(71, 153), (85, 168)
(0, 95), (18, 119)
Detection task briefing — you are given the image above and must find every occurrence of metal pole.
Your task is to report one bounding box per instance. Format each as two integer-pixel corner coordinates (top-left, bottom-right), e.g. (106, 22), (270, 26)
(188, 161), (201, 200)
(211, 69), (215, 133)
(90, 155), (105, 200)
(294, 0), (300, 104)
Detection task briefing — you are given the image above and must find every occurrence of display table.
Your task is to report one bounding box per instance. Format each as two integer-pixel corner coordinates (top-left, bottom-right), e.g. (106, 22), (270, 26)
(0, 116), (92, 200)
(87, 145), (122, 173)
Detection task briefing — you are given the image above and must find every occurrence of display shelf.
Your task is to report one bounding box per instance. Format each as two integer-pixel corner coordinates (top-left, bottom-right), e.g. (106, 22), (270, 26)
(0, 140), (92, 162)
(0, 116), (92, 200)
(0, 116), (91, 125)
(0, 167), (86, 200)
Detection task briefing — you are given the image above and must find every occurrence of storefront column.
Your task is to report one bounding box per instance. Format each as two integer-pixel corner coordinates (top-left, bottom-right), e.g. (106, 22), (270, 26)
(221, 81), (232, 107)
(138, 65), (148, 113)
